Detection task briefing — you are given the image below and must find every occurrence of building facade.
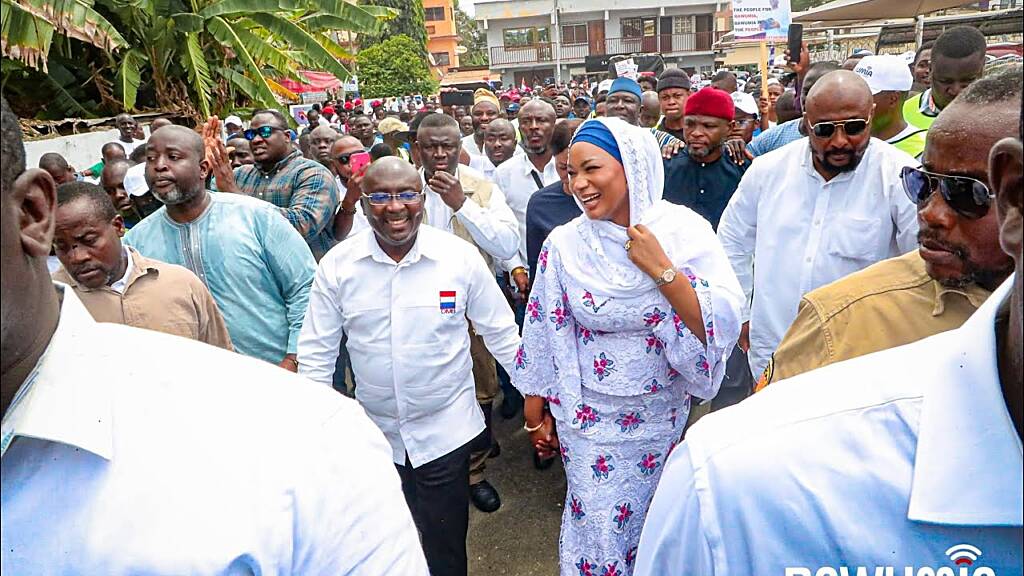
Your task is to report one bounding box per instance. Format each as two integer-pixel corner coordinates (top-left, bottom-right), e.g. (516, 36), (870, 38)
(425, 0), (461, 75)
(474, 0), (726, 88)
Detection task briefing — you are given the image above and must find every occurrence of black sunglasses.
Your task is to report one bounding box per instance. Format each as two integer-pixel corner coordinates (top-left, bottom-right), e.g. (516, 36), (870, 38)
(243, 125), (287, 140)
(335, 152), (358, 165)
(809, 119), (869, 139)
(901, 166), (995, 220)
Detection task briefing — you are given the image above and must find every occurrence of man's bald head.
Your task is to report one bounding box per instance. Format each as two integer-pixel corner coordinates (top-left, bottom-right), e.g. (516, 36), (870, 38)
(640, 91), (661, 128)
(485, 118), (516, 139)
(363, 156), (420, 189)
(309, 125), (340, 166)
(331, 135), (368, 182)
(149, 125), (205, 158)
(519, 99), (555, 119)
(805, 70), (874, 124)
(332, 135), (364, 155)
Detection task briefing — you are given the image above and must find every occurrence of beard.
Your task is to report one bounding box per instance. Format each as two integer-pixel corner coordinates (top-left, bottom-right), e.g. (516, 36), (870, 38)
(818, 147), (867, 174)
(918, 228), (1014, 289)
(152, 182), (201, 206)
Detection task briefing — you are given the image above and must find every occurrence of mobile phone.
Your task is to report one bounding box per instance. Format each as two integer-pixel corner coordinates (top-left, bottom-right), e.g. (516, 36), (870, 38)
(349, 151), (371, 174)
(787, 24), (803, 65)
(440, 90), (475, 107)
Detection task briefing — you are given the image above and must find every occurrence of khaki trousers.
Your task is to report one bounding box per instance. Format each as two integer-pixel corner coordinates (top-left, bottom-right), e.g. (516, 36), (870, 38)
(468, 327), (498, 485)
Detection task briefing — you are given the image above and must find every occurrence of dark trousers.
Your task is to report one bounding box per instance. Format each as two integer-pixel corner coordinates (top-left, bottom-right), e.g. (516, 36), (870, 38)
(396, 441), (472, 576)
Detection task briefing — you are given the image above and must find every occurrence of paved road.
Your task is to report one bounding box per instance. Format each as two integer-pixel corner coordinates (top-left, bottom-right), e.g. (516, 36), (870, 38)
(468, 395), (566, 575)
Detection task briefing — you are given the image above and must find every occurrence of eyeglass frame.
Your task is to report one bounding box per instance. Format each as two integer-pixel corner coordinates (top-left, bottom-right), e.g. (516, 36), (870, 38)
(243, 125), (288, 141)
(900, 165), (995, 220)
(808, 118), (870, 139)
(361, 190), (426, 206)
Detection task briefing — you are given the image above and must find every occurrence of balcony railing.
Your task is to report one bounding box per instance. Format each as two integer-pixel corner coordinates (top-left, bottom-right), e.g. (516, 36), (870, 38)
(489, 31), (722, 66)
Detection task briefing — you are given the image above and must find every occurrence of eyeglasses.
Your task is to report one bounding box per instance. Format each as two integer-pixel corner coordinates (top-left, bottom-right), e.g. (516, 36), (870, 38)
(901, 166), (994, 220)
(243, 126), (287, 140)
(809, 119), (869, 139)
(335, 152), (358, 165)
(362, 191), (425, 205)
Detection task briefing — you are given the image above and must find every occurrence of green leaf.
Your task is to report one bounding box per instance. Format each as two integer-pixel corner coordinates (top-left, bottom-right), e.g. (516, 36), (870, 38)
(198, 0), (300, 19)
(247, 12), (350, 79)
(216, 65), (260, 101)
(231, 18), (306, 81)
(180, 32), (212, 117)
(1, 0), (56, 70)
(206, 15), (279, 107)
(301, 0), (383, 32)
(41, 61), (97, 117)
(169, 12), (202, 32)
(114, 47), (145, 110)
(12, 0), (127, 52)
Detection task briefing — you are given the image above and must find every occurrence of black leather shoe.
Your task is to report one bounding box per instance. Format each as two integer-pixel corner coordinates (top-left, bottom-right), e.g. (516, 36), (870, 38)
(470, 480), (501, 512)
(533, 451), (555, 470)
(500, 391), (523, 420)
(488, 440), (501, 459)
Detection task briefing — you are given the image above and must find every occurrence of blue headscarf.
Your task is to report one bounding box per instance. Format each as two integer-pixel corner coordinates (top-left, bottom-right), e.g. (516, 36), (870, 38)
(571, 120), (622, 165)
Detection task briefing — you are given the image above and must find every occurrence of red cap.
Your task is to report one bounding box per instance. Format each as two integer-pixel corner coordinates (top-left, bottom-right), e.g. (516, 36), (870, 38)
(371, 99), (382, 108)
(353, 98), (363, 106)
(322, 106), (335, 115)
(344, 102), (354, 110)
(684, 87), (735, 121)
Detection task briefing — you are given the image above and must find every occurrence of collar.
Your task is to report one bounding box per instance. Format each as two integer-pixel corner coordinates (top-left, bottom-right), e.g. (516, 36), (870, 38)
(58, 246), (157, 293)
(919, 89), (941, 117)
(931, 280), (991, 316)
(908, 275), (1022, 526)
(517, 152), (555, 177)
(421, 167), (477, 195)
(352, 222), (443, 266)
(0, 285), (114, 460)
(256, 149), (301, 177)
(798, 137), (865, 185)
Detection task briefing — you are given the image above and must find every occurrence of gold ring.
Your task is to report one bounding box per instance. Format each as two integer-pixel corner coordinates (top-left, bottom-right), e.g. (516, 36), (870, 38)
(625, 240), (632, 251)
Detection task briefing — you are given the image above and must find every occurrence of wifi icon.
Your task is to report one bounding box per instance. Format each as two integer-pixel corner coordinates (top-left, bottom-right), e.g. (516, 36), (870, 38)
(946, 543), (982, 566)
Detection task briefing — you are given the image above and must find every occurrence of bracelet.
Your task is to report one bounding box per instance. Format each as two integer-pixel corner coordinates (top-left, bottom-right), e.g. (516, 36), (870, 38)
(339, 203), (357, 216)
(523, 419), (544, 433)
(511, 266), (527, 277)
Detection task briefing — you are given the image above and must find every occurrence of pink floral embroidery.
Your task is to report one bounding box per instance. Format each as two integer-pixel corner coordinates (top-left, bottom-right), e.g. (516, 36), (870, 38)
(613, 502), (634, 530)
(573, 403), (600, 430)
(643, 307), (667, 327)
(514, 345), (528, 370)
(538, 247), (549, 273)
(637, 452), (662, 477)
(645, 335), (664, 355)
(578, 325), (595, 345)
(527, 297), (544, 324)
(591, 453), (615, 480)
(615, 412), (645, 433)
(593, 352), (616, 381)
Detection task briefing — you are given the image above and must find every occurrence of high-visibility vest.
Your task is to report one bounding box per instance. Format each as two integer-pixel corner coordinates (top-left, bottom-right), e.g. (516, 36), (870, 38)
(890, 128), (928, 159)
(904, 93), (936, 132)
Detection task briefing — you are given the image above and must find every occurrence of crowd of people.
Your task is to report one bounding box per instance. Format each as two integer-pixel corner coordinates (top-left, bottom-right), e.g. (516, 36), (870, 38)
(2, 23), (1022, 576)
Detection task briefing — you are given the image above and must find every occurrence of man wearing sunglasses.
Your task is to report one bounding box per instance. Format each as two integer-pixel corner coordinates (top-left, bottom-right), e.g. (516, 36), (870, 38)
(718, 70), (920, 382)
(759, 64), (1021, 389)
(298, 157), (521, 576)
(229, 109), (339, 262)
(331, 135), (372, 241)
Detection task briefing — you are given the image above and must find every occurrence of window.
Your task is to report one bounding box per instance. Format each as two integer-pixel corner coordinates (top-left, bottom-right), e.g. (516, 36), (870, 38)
(561, 24), (587, 44)
(621, 17), (655, 39)
(424, 7), (445, 21)
(673, 15), (693, 35)
(431, 51), (451, 66)
(426, 25), (436, 34)
(503, 27), (550, 48)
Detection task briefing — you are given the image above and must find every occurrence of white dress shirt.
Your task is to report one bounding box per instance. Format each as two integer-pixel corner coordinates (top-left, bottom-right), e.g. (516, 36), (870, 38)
(493, 152), (560, 273)
(468, 154), (496, 180)
(297, 226), (521, 467)
(717, 137), (919, 377)
(1, 286), (428, 575)
(108, 246), (134, 294)
(462, 134), (484, 157)
(635, 276), (1022, 575)
(421, 165), (520, 262)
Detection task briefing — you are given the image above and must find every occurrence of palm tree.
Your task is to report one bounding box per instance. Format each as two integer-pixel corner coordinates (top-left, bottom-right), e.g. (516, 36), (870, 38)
(1, 0), (393, 119)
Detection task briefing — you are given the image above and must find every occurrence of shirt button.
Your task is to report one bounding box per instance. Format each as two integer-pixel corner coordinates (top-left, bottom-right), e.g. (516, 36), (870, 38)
(814, 219), (821, 226)
(700, 189), (704, 194)
(805, 257), (812, 263)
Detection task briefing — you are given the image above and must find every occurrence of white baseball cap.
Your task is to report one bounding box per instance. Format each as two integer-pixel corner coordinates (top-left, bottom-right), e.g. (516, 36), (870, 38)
(731, 91), (759, 116)
(124, 162), (149, 197)
(598, 79), (614, 94)
(224, 115), (243, 128)
(853, 55), (913, 95)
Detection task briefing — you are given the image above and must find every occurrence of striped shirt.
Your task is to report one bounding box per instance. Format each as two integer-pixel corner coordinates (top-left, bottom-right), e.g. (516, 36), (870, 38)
(234, 149), (339, 261)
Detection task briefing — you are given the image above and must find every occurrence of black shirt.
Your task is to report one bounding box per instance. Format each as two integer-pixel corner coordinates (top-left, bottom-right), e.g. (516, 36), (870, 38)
(525, 181), (582, 278)
(662, 148), (748, 230)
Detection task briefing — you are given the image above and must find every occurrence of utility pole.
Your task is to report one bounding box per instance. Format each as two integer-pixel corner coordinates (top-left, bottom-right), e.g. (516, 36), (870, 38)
(554, 0), (562, 84)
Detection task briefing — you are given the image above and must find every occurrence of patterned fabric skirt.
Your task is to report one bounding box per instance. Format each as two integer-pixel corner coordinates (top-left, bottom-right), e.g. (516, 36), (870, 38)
(556, 384), (690, 576)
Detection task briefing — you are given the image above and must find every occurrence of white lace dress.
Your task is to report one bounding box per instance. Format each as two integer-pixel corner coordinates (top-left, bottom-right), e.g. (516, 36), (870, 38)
(513, 223), (736, 576)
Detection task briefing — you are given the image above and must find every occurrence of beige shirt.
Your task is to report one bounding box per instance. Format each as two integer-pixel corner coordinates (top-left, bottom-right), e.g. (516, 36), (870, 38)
(757, 249), (990, 390)
(53, 246), (233, 350)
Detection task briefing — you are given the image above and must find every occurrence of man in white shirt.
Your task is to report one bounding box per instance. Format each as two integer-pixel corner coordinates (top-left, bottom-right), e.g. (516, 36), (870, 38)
(718, 70), (919, 379)
(469, 118), (518, 180)
(415, 111), (519, 513)
(111, 113), (146, 156)
(495, 99), (560, 297)
(0, 97), (428, 576)
(634, 103), (1023, 575)
(298, 157), (520, 576)
(462, 89), (501, 158)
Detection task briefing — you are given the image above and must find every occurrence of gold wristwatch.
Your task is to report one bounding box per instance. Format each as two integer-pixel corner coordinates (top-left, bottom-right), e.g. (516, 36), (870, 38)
(655, 267), (677, 287)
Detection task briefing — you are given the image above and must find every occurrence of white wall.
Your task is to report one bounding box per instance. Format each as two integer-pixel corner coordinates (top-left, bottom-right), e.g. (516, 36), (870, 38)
(24, 129), (127, 174)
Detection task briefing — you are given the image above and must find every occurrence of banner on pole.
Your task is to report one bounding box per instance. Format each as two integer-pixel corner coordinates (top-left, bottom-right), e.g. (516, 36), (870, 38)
(732, 0), (792, 43)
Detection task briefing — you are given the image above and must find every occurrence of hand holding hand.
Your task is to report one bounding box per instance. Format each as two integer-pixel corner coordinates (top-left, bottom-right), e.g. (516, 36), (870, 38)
(530, 412), (559, 460)
(626, 224), (673, 281)
(738, 321), (750, 353)
(428, 170), (467, 211)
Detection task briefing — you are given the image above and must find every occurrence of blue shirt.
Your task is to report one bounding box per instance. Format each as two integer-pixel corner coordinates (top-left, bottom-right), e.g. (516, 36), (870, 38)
(662, 149), (748, 230)
(635, 277), (1022, 575)
(525, 181), (581, 279)
(125, 192), (315, 364)
(747, 117), (803, 157)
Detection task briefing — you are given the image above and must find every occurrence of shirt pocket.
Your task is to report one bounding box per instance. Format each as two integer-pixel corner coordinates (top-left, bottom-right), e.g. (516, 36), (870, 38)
(828, 216), (881, 262)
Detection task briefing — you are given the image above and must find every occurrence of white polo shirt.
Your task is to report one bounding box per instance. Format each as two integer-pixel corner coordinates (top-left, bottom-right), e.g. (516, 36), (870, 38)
(1, 286), (428, 575)
(297, 225), (521, 467)
(493, 152), (559, 273)
(635, 276), (1022, 575)
(717, 137), (919, 378)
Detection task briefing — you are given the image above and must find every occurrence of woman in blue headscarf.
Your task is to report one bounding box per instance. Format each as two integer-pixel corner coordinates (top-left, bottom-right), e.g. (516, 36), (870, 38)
(513, 117), (742, 575)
